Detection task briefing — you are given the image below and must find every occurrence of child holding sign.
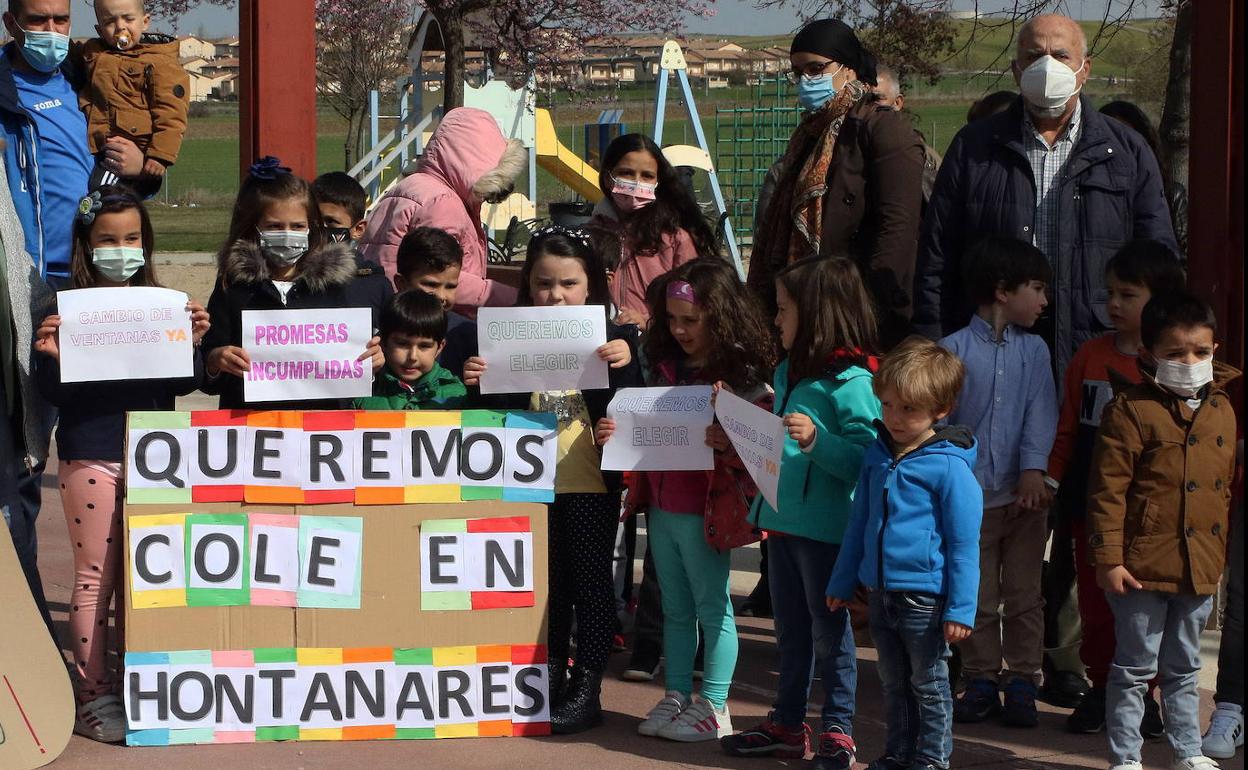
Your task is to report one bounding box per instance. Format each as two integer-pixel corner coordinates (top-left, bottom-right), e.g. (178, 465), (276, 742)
(463, 227), (641, 734)
(591, 134), (716, 325)
(597, 258), (775, 742)
(721, 256), (880, 768)
(33, 186), (210, 743)
(200, 157), (382, 409)
(353, 290), (467, 410)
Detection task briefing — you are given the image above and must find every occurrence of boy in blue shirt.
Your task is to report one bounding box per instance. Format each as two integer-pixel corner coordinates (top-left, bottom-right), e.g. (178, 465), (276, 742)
(941, 236), (1058, 728)
(827, 338), (983, 770)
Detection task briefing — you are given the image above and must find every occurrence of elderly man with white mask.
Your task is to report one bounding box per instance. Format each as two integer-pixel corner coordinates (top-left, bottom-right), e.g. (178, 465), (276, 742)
(914, 13), (1177, 375)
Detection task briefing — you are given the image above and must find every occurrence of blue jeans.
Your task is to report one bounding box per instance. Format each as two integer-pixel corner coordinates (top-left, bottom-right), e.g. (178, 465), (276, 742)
(869, 590), (953, 769)
(0, 377), (54, 637)
(768, 535), (856, 731)
(1106, 589), (1213, 765)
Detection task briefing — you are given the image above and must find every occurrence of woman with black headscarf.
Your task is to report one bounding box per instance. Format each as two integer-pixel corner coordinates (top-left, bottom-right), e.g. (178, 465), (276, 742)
(747, 18), (925, 350)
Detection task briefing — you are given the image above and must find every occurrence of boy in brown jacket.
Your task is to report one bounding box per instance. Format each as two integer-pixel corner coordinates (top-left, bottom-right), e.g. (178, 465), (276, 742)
(77, 0), (189, 180)
(1088, 291), (1239, 770)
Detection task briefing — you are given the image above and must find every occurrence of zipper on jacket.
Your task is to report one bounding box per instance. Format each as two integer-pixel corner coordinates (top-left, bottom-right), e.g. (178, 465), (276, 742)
(26, 121), (46, 275)
(877, 457), (900, 591)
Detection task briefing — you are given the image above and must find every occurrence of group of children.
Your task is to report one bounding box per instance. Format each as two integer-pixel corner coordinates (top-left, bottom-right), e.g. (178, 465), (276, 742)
(30, 107), (1240, 770)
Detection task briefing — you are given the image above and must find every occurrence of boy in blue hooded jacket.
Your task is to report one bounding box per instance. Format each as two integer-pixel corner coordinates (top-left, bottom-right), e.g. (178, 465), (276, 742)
(826, 338), (983, 770)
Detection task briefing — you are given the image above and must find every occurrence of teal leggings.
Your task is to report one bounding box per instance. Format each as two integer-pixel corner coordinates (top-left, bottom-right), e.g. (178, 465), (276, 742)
(648, 506), (738, 707)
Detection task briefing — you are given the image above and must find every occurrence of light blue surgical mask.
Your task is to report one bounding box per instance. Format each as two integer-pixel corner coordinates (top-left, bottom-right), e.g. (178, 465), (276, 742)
(796, 65), (843, 112)
(19, 29), (70, 74)
(92, 246), (147, 282)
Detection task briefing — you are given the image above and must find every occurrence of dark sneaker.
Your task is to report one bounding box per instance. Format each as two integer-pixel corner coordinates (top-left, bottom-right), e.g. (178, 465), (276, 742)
(622, 639), (662, 682)
(1067, 686), (1107, 734)
(1141, 692), (1165, 739)
(1040, 669), (1089, 709)
(1001, 678), (1040, 728)
(719, 712), (810, 758)
(953, 678), (1001, 723)
(812, 726), (856, 770)
(865, 757), (911, 770)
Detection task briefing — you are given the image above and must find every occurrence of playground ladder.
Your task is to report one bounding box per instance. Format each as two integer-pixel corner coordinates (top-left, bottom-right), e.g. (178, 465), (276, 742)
(653, 42), (745, 279)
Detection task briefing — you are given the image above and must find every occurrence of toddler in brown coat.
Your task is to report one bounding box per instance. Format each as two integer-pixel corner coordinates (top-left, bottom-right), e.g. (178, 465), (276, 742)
(76, 0), (189, 180)
(1088, 291), (1239, 770)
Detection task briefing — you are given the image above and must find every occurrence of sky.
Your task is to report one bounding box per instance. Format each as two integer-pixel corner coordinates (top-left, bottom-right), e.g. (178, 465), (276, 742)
(69, 0), (1162, 39)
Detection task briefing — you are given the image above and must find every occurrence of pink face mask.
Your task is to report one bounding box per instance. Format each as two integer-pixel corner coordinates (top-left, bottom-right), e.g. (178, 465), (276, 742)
(611, 175), (657, 212)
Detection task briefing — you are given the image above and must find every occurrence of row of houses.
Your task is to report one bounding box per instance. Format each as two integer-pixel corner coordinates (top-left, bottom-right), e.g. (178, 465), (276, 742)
(416, 37), (793, 90)
(176, 35), (240, 102)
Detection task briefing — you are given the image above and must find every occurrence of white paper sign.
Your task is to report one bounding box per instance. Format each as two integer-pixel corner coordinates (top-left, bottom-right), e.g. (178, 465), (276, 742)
(601, 386), (715, 471)
(57, 287), (193, 382)
(242, 307), (372, 402)
(477, 306), (609, 394)
(715, 389), (784, 510)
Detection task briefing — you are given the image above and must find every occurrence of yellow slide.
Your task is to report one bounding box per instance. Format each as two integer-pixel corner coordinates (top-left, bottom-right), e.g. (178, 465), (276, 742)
(535, 108), (603, 202)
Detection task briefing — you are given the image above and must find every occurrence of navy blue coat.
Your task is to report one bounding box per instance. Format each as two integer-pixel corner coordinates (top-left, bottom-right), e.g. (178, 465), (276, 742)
(913, 96), (1177, 375)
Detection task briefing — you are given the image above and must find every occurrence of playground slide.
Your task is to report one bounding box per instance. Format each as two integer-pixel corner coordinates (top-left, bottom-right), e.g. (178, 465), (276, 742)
(535, 108), (603, 203)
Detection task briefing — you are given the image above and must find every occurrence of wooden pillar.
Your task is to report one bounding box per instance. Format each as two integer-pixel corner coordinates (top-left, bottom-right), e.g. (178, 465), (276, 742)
(1188, 0), (1243, 371)
(239, 0), (317, 180)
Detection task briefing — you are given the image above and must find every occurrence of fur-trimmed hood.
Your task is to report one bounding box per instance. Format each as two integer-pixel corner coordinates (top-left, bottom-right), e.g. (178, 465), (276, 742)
(421, 107), (525, 208)
(225, 240), (358, 293)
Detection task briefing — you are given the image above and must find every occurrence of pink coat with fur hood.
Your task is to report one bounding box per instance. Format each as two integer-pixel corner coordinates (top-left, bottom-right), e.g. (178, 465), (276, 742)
(359, 108), (524, 314)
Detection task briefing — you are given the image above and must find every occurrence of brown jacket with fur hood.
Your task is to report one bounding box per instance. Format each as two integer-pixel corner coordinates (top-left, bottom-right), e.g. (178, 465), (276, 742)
(200, 240), (360, 410)
(76, 33), (190, 165)
(1087, 359), (1240, 595)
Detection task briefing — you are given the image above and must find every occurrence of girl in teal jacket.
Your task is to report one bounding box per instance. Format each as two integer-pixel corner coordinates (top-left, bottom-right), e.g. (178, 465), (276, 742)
(723, 256), (880, 767)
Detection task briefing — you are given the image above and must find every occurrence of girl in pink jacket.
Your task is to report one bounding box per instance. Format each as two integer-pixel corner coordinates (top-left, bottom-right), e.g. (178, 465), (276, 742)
(359, 107), (526, 315)
(591, 134), (717, 326)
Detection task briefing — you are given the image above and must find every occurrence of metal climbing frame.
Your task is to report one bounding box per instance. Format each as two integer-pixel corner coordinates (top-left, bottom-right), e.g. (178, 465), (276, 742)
(713, 78), (801, 257)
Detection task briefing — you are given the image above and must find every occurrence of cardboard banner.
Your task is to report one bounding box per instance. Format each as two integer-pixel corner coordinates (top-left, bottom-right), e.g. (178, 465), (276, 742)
(55, 286), (194, 383)
(128, 512), (363, 610)
(715, 389), (784, 510)
(125, 410), (557, 506)
(242, 307), (373, 402)
(123, 644), (550, 745)
(601, 386), (715, 471)
(420, 517), (535, 611)
(476, 306), (609, 394)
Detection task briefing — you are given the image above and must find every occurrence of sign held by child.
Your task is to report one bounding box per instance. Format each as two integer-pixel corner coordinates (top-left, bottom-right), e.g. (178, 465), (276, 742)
(242, 308), (373, 401)
(600, 386), (715, 471)
(476, 306), (609, 394)
(57, 287), (194, 382)
(715, 389), (784, 510)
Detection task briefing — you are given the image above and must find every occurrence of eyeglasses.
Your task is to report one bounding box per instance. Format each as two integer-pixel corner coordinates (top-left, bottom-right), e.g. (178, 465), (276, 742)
(785, 60), (842, 84)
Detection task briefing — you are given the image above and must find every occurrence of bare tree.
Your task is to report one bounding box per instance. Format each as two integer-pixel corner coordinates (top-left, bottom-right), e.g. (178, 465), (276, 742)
(315, 0), (420, 168)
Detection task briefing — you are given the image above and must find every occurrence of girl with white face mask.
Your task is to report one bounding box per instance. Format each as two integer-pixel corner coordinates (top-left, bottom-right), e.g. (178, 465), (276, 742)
(32, 185), (211, 743)
(198, 156), (384, 409)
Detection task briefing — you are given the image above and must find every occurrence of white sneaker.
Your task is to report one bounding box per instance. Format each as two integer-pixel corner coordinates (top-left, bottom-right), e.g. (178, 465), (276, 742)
(1108, 762), (1143, 770)
(74, 694), (126, 743)
(638, 691), (689, 736)
(1173, 756), (1221, 770)
(1203, 702), (1245, 759)
(656, 694), (731, 742)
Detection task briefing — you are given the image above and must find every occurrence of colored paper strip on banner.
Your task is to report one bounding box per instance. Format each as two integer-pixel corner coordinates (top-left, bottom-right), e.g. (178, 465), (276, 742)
(478, 720), (513, 737)
(466, 516), (531, 533)
(248, 513), (299, 607)
(184, 514), (250, 607)
(343, 725), (396, 741)
(421, 591), (472, 611)
(460, 410), (506, 501)
(405, 411), (463, 502)
(211, 650), (254, 667)
(511, 722), (552, 737)
(128, 411), (192, 430)
(393, 727), (437, 740)
(126, 728), (171, 746)
(213, 731), (255, 744)
(296, 516), (363, 608)
(192, 485), (245, 503)
(511, 644), (548, 665)
(128, 513), (188, 608)
(355, 487), (405, 505)
(301, 411), (358, 503)
(471, 591), (535, 610)
(502, 411), (556, 503)
(166, 650), (212, 665)
(190, 410), (251, 427)
(244, 411), (303, 503)
(256, 726), (300, 742)
(296, 648), (344, 666)
(475, 644), (513, 663)
(421, 518), (467, 533)
(342, 647), (392, 664)
(434, 723), (479, 739)
(432, 645), (478, 667)
(393, 647), (434, 666)
(300, 728), (343, 741)
(128, 487), (193, 504)
(253, 647), (297, 664)
(167, 728), (216, 745)
(189, 410), (250, 502)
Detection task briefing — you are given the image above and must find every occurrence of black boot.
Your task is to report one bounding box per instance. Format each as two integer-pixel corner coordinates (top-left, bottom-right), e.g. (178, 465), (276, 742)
(549, 658), (570, 710)
(549, 667), (603, 734)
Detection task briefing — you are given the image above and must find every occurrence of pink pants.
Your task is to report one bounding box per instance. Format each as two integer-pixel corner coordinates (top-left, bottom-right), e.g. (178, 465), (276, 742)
(59, 459), (125, 703)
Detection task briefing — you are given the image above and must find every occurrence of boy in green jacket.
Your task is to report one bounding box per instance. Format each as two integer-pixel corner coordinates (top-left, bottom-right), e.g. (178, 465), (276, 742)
(353, 290), (467, 410)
